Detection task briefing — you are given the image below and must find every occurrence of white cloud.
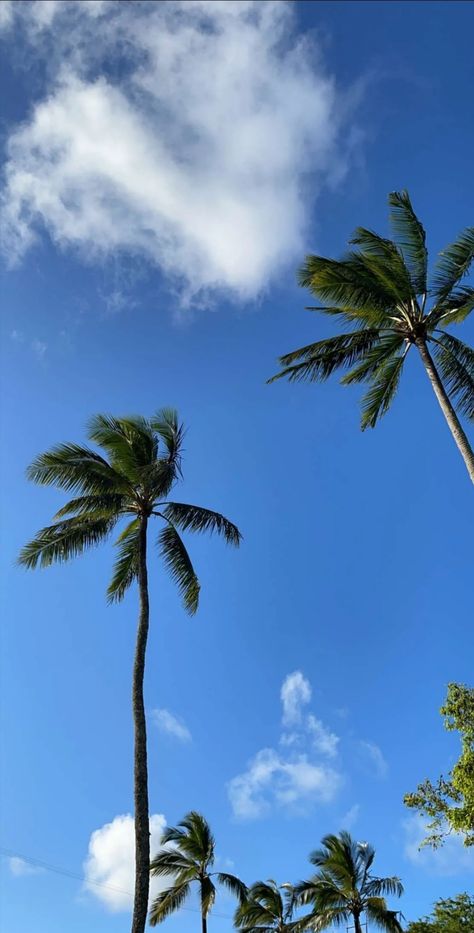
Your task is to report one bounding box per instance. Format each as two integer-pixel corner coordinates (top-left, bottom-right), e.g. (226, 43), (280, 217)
(152, 708), (191, 743)
(281, 671), (312, 726)
(228, 747), (341, 820)
(229, 671), (342, 819)
(359, 740), (388, 778)
(84, 812), (167, 912)
(0, 0), (14, 32)
(8, 856), (44, 877)
(1, 0), (356, 304)
(307, 713), (339, 758)
(340, 803), (360, 830)
(403, 815), (474, 876)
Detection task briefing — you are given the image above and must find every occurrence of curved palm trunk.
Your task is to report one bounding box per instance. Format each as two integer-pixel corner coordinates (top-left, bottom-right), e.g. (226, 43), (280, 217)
(131, 516), (151, 933)
(416, 338), (474, 483)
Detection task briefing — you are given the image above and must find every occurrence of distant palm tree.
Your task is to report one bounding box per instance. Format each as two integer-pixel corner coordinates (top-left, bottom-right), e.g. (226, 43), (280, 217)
(19, 412), (241, 933)
(235, 880), (300, 933)
(270, 191), (474, 481)
(294, 831), (403, 933)
(149, 811), (247, 932)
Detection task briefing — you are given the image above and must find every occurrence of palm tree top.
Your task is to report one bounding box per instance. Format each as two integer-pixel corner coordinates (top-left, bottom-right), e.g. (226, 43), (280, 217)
(234, 878), (298, 933)
(270, 190), (474, 431)
(295, 831), (403, 933)
(149, 811), (247, 927)
(19, 410), (241, 611)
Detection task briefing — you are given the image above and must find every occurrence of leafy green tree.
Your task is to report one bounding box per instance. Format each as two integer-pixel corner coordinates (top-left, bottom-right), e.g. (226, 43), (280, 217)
(149, 811), (246, 932)
(18, 412), (241, 933)
(234, 880), (300, 933)
(294, 831), (403, 933)
(270, 191), (474, 481)
(406, 894), (474, 932)
(405, 683), (474, 847)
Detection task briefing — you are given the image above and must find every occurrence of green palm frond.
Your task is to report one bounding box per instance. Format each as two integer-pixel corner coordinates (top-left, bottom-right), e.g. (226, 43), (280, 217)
(107, 518), (141, 603)
(26, 443), (129, 495)
(18, 515), (117, 569)
(388, 190), (428, 295)
(162, 503), (241, 546)
(269, 330), (380, 384)
(432, 333), (474, 419)
(341, 333), (405, 385)
(297, 255), (398, 317)
(88, 414), (156, 479)
(158, 524), (200, 614)
(150, 850), (196, 878)
(429, 285), (474, 327)
(365, 878), (404, 898)
(432, 226), (474, 302)
(149, 882), (191, 926)
(360, 351), (407, 430)
(216, 872), (247, 903)
(53, 493), (128, 519)
(350, 230), (413, 303)
(365, 900), (403, 932)
(178, 811), (215, 862)
(201, 874), (217, 916)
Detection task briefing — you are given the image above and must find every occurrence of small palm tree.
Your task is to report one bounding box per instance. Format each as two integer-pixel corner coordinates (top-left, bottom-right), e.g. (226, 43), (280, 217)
(270, 191), (474, 482)
(18, 412), (241, 933)
(235, 880), (299, 933)
(294, 831), (403, 933)
(149, 811), (247, 932)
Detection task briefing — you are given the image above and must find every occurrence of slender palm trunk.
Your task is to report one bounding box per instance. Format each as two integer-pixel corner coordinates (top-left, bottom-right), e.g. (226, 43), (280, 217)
(352, 911), (363, 933)
(416, 338), (474, 483)
(202, 912), (207, 933)
(131, 516), (150, 933)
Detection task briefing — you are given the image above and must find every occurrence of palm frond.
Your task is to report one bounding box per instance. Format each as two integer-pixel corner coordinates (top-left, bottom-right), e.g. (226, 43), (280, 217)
(429, 285), (474, 327)
(216, 873), (247, 903)
(431, 333), (474, 419)
(298, 255), (398, 317)
(18, 515), (117, 569)
(107, 518), (141, 603)
(201, 874), (216, 916)
(360, 351), (407, 430)
(158, 523), (200, 614)
(26, 444), (129, 495)
(178, 811), (215, 863)
(269, 330), (380, 385)
(150, 850), (196, 878)
(365, 878), (404, 899)
(88, 414), (156, 479)
(341, 333), (405, 385)
(365, 900), (403, 932)
(388, 190), (427, 294)
(54, 493), (128, 519)
(162, 503), (241, 546)
(432, 226), (474, 302)
(350, 229), (413, 303)
(149, 882), (190, 926)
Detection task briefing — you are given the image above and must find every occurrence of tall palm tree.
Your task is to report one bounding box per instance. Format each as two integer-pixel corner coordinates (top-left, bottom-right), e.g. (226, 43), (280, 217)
(18, 411), (241, 933)
(270, 191), (474, 482)
(149, 810), (247, 932)
(235, 880), (300, 933)
(294, 831), (403, 933)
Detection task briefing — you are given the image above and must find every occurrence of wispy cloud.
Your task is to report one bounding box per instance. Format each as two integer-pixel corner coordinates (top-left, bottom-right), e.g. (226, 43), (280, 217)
(340, 803), (360, 831)
(152, 708), (191, 743)
(403, 815), (474, 876)
(1, 1), (358, 305)
(228, 670), (342, 819)
(359, 740), (388, 779)
(8, 856), (45, 877)
(83, 812), (167, 912)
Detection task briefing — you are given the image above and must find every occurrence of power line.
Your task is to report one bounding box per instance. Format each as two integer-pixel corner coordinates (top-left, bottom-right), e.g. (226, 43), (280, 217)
(0, 846), (234, 920)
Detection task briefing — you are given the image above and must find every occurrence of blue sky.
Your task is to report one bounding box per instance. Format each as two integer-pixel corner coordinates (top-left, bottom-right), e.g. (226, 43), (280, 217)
(1, 1), (474, 931)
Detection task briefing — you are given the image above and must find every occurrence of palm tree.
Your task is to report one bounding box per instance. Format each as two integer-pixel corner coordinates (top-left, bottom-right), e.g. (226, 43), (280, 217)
(235, 880), (300, 933)
(18, 411), (241, 933)
(270, 191), (474, 482)
(149, 810), (247, 932)
(294, 831), (403, 933)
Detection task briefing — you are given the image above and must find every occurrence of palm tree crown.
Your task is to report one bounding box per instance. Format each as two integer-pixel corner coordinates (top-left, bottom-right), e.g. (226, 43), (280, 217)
(235, 880), (299, 933)
(149, 811), (247, 929)
(294, 831), (403, 933)
(19, 409), (241, 606)
(270, 191), (474, 479)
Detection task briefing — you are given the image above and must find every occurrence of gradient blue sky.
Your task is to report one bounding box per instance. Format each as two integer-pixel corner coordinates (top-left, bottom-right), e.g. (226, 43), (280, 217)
(1, 2), (474, 932)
